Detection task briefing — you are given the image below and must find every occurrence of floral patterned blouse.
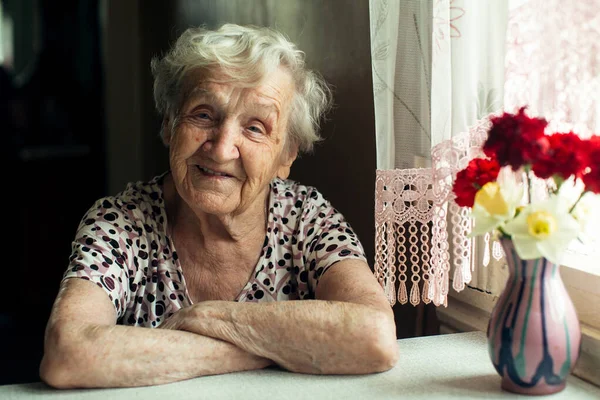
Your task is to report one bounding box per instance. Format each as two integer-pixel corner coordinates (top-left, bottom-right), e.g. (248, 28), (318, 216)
(63, 173), (367, 327)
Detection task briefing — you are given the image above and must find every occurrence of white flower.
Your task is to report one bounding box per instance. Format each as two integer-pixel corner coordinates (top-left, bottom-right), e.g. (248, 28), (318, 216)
(557, 176), (584, 205)
(470, 169), (523, 236)
(555, 177), (600, 245)
(503, 195), (581, 264)
(571, 192), (600, 245)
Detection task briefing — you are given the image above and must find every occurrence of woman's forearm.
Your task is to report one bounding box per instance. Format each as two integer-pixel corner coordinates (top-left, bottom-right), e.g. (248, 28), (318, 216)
(40, 321), (271, 388)
(178, 300), (398, 375)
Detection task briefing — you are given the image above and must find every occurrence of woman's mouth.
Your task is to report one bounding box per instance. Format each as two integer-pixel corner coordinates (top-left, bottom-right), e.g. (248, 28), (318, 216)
(197, 165), (232, 177)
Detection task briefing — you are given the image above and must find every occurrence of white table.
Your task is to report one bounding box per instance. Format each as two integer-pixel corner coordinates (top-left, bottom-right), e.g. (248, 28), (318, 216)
(1, 332), (598, 399)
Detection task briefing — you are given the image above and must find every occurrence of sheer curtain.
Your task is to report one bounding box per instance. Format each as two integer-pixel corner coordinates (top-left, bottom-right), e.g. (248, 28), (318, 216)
(370, 0), (431, 171)
(371, 0), (600, 307)
(371, 0), (508, 306)
(503, 0), (600, 266)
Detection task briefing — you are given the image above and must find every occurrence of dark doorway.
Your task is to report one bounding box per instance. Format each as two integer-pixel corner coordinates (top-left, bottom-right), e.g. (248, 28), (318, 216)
(0, 0), (106, 384)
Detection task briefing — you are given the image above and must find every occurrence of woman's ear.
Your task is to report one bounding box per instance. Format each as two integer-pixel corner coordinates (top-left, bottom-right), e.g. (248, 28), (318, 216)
(162, 118), (172, 146)
(277, 146), (299, 180)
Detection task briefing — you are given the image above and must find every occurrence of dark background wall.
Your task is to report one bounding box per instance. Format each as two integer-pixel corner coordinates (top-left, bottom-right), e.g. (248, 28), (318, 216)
(0, 0), (437, 385)
(1, 0), (107, 385)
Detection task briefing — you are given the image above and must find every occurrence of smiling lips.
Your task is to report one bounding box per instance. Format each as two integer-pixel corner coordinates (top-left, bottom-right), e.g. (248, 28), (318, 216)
(197, 165), (233, 178)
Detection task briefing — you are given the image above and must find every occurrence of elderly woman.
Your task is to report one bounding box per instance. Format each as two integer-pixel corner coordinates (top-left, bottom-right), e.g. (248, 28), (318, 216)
(40, 24), (398, 388)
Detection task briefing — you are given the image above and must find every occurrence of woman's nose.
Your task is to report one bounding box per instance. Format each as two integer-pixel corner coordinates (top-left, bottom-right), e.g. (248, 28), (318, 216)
(201, 121), (240, 162)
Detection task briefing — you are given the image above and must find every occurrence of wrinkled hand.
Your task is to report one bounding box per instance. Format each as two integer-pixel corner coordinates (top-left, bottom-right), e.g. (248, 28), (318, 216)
(157, 301), (232, 332)
(157, 301), (247, 350)
(157, 306), (193, 330)
(157, 303), (276, 370)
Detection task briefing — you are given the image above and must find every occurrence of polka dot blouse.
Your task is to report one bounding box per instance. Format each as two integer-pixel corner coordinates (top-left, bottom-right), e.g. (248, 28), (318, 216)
(62, 173), (367, 328)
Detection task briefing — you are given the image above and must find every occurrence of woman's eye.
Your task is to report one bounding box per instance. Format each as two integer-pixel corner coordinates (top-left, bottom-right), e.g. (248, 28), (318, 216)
(196, 112), (211, 120)
(247, 124), (265, 135)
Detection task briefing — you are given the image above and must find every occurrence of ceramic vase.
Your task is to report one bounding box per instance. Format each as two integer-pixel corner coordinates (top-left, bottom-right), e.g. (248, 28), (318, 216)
(486, 238), (581, 395)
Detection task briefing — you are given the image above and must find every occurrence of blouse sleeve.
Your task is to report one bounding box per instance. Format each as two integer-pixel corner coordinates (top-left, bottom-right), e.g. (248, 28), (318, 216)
(62, 198), (137, 319)
(299, 188), (367, 291)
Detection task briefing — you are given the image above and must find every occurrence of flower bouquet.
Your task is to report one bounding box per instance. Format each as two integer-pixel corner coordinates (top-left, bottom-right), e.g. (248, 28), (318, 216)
(452, 107), (600, 395)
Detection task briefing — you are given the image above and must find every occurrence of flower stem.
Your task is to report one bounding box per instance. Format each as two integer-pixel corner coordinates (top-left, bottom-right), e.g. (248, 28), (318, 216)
(524, 166), (532, 204)
(568, 191), (585, 214)
(497, 226), (510, 238)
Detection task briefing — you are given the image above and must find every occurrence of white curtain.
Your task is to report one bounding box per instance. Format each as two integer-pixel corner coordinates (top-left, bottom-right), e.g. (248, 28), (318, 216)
(371, 0), (508, 168)
(370, 0), (432, 171)
(372, 0), (600, 307)
(371, 0), (509, 306)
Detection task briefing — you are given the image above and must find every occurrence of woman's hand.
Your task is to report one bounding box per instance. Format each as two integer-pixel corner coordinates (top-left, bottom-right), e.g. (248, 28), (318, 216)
(157, 306), (196, 330)
(157, 272), (398, 376)
(157, 285), (397, 375)
(158, 302), (275, 371)
(158, 302), (233, 333)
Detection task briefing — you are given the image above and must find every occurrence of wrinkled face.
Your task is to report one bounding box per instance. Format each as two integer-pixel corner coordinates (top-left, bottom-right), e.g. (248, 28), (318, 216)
(164, 67), (297, 217)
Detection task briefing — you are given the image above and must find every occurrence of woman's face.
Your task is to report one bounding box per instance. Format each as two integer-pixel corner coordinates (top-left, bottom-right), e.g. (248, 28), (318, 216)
(165, 67), (297, 217)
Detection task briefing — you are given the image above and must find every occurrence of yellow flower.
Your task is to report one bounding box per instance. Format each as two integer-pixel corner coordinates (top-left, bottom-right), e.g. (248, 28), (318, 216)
(526, 211), (557, 239)
(475, 182), (509, 216)
(470, 170), (523, 237)
(503, 196), (580, 264)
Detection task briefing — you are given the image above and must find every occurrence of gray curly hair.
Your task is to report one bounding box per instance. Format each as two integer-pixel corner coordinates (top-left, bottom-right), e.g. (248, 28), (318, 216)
(151, 24), (333, 154)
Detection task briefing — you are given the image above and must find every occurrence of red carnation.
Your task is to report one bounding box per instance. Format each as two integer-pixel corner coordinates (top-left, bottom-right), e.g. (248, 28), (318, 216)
(452, 157), (500, 207)
(483, 107), (549, 170)
(586, 135), (600, 164)
(583, 168), (600, 194)
(583, 135), (600, 193)
(531, 132), (587, 180)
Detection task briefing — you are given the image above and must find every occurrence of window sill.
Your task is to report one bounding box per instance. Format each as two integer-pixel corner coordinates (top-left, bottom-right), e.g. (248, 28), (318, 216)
(438, 284), (600, 387)
(561, 243), (600, 277)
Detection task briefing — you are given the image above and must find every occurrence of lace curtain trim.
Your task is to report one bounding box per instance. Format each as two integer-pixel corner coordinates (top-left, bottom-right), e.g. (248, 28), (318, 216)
(374, 114), (591, 306)
(374, 116), (499, 307)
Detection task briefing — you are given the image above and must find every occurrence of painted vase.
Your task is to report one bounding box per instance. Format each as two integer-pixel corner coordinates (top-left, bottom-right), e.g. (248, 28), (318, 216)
(486, 238), (581, 395)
